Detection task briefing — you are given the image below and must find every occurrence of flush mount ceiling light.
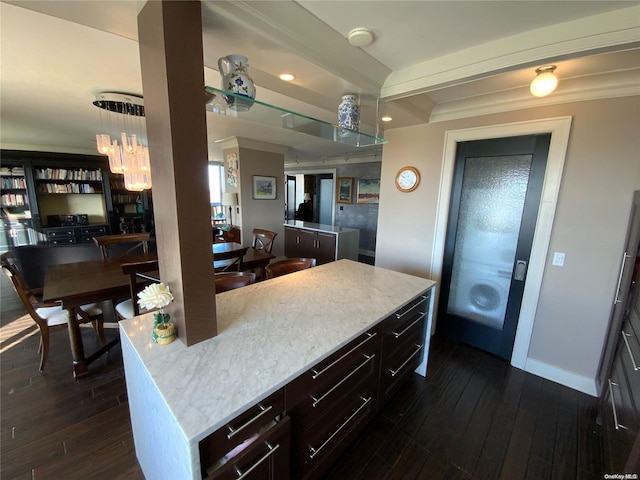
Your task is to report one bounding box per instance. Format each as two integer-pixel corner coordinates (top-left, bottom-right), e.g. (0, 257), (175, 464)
(530, 65), (558, 97)
(381, 115), (393, 122)
(279, 73), (295, 81)
(347, 28), (374, 47)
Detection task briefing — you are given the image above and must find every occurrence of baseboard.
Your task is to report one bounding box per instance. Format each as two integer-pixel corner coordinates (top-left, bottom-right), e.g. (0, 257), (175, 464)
(523, 357), (598, 397)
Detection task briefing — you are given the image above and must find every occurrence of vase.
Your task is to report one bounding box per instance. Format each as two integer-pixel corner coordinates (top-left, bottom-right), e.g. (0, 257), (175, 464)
(218, 54), (256, 112)
(152, 322), (176, 345)
(337, 94), (360, 136)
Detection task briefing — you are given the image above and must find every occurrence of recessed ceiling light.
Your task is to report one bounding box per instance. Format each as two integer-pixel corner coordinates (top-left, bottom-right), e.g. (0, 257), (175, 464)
(347, 28), (374, 47)
(279, 73), (295, 81)
(381, 115), (393, 122)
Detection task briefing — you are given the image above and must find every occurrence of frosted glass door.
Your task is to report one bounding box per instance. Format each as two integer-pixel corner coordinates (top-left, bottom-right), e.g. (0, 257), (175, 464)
(438, 134), (551, 360)
(446, 155), (531, 329)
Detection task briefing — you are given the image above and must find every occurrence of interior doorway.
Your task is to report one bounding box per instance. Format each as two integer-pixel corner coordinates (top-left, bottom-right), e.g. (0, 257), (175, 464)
(284, 168), (337, 225)
(431, 117), (572, 370)
(438, 134), (551, 359)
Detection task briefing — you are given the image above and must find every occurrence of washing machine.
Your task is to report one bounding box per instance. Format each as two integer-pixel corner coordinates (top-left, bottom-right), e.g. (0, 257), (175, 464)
(447, 260), (511, 329)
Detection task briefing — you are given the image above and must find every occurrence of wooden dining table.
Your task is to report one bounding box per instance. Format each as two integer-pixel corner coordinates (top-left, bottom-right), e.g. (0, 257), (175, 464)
(42, 253), (158, 378)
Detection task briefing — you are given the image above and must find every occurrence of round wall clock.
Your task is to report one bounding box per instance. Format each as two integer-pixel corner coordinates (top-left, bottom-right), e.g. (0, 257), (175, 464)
(395, 166), (420, 192)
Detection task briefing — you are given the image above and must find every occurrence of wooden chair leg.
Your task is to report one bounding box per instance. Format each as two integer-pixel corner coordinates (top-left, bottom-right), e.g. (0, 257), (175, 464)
(39, 326), (50, 372)
(92, 316), (106, 346)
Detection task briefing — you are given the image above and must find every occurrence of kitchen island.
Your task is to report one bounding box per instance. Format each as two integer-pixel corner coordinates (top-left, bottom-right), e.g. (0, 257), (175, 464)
(120, 259), (435, 479)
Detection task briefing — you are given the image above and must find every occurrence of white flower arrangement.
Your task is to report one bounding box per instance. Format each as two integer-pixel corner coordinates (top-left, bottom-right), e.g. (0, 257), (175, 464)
(138, 282), (174, 328)
(138, 282), (174, 311)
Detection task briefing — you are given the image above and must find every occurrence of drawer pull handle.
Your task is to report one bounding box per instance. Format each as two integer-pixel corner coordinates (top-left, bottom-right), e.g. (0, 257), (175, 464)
(614, 252), (632, 304)
(389, 344), (423, 377)
(311, 332), (377, 380)
(622, 330), (640, 371)
(392, 312), (426, 338)
(395, 297), (426, 319)
(227, 404), (273, 440)
(234, 442), (279, 479)
(608, 379), (628, 430)
(311, 354), (375, 408)
(309, 396), (372, 460)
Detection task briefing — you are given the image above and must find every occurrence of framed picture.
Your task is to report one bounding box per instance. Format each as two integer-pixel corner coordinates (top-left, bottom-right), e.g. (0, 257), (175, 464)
(357, 179), (381, 204)
(225, 152), (238, 187)
(336, 177), (354, 203)
(252, 175), (277, 200)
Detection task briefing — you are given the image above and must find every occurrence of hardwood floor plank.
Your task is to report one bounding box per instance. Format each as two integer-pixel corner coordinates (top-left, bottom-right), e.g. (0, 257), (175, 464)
(498, 408), (537, 480)
(384, 442), (430, 480)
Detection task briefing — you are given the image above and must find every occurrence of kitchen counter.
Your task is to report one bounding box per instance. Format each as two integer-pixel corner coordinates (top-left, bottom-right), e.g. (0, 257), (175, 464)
(120, 259), (435, 479)
(283, 219), (359, 234)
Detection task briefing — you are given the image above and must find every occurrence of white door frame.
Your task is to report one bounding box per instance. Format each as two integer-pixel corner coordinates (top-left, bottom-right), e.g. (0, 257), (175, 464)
(430, 116), (572, 369)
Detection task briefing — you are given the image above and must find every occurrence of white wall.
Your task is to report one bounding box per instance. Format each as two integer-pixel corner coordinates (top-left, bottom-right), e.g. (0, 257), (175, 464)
(376, 96), (640, 390)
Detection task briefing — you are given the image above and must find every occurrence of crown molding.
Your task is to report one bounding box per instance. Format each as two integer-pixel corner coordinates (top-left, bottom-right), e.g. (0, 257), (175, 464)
(429, 69), (640, 123)
(382, 5), (640, 100)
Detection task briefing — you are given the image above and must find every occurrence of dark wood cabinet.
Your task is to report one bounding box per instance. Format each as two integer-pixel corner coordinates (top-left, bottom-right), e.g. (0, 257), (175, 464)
(600, 277), (640, 473)
(206, 417), (291, 480)
(200, 389), (288, 480)
(287, 327), (382, 480)
(379, 291), (430, 405)
(284, 226), (337, 265)
(42, 224), (109, 245)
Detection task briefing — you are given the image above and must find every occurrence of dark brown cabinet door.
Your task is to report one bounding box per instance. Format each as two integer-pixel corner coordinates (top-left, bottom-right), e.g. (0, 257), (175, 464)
(314, 232), (336, 265)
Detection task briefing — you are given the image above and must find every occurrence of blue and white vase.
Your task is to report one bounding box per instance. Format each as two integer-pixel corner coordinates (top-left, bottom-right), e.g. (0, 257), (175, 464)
(338, 94), (360, 137)
(218, 54), (256, 111)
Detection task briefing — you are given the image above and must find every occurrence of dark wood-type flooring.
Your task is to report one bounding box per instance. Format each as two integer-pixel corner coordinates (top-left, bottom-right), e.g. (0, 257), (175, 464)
(1, 306), (603, 479)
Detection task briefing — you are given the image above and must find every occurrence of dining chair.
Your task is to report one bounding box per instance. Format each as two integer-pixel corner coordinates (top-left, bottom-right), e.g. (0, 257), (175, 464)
(251, 228), (277, 255)
(1, 252), (105, 371)
(93, 232), (150, 259)
(214, 272), (257, 293)
(214, 246), (249, 273)
(115, 259), (160, 319)
(265, 258), (317, 279)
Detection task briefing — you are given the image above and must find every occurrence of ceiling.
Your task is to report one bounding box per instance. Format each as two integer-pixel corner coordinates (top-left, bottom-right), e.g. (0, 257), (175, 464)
(1, 1), (639, 163)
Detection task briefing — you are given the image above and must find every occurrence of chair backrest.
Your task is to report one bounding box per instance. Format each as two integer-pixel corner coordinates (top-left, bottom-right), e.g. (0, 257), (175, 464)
(93, 232), (150, 259)
(265, 258), (317, 279)
(214, 246), (249, 272)
(251, 228), (277, 255)
(121, 259), (160, 317)
(214, 272), (256, 294)
(0, 252), (47, 326)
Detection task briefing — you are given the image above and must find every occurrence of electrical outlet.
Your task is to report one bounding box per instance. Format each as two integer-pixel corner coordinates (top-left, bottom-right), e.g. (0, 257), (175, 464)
(552, 252), (565, 267)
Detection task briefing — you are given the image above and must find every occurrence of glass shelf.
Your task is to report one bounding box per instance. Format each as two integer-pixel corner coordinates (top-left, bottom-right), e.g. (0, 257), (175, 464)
(205, 86), (387, 148)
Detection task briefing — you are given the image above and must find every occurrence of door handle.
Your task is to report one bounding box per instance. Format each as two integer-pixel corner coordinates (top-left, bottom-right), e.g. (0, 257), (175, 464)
(514, 260), (527, 281)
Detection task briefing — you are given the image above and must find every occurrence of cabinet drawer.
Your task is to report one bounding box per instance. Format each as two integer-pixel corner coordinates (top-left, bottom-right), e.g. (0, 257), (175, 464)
(620, 328), (640, 410)
(608, 350), (639, 433)
(205, 416), (290, 480)
(297, 385), (377, 480)
(45, 228), (75, 238)
(49, 237), (77, 245)
(200, 389), (286, 475)
(79, 225), (107, 235)
(286, 327), (381, 414)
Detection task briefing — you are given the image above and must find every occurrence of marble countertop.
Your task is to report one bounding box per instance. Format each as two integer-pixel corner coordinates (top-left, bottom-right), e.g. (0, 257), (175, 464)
(119, 259), (435, 444)
(283, 220), (359, 234)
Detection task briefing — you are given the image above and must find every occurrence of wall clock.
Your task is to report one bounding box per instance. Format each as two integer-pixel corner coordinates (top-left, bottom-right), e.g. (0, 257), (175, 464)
(395, 166), (420, 192)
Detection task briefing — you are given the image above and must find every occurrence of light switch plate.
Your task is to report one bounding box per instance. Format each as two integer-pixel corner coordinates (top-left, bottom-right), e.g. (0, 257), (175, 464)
(552, 252), (565, 266)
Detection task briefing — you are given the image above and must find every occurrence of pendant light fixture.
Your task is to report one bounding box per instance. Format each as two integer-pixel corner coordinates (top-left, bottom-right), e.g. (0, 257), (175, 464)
(94, 92), (152, 191)
(530, 65), (558, 97)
